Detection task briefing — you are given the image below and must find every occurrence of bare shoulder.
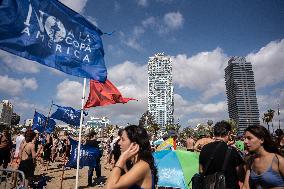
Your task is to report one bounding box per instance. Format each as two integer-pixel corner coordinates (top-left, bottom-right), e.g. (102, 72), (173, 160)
(134, 160), (150, 170)
(276, 154), (284, 164)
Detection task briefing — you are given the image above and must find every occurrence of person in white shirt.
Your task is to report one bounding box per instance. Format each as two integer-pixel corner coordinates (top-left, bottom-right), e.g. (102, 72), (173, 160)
(14, 128), (26, 158)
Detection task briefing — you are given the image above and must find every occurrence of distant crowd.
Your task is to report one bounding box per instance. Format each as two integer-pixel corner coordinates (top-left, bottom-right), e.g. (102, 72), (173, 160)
(0, 122), (284, 189)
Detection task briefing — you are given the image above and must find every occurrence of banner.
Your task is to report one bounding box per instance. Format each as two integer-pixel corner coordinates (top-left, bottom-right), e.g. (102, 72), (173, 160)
(32, 111), (56, 133)
(0, 0), (107, 81)
(50, 104), (81, 127)
(66, 138), (102, 168)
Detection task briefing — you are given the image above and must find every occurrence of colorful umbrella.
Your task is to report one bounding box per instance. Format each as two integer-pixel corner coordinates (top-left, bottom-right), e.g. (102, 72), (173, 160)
(154, 150), (199, 189)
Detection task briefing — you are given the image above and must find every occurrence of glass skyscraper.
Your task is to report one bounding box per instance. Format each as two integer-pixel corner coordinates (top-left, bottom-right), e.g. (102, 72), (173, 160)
(225, 56), (260, 134)
(148, 53), (174, 127)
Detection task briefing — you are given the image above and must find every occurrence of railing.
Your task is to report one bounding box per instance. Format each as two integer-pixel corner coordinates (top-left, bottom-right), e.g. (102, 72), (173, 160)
(0, 168), (26, 189)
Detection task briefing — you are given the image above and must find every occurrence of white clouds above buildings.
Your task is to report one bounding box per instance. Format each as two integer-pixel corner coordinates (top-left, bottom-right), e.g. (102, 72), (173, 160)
(247, 39), (284, 89)
(0, 75), (38, 95)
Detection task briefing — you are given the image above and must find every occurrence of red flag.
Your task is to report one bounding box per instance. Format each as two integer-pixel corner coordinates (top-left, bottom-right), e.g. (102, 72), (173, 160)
(84, 80), (136, 108)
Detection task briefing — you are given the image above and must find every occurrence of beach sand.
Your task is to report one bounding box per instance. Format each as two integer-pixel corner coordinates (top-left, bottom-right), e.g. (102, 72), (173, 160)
(38, 156), (112, 189)
(0, 155), (112, 189)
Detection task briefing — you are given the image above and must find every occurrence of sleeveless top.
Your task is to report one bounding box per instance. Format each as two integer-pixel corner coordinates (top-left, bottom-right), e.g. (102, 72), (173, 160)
(249, 155), (284, 188)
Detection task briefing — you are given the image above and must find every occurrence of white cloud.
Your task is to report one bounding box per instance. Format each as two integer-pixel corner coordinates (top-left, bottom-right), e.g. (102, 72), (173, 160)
(142, 17), (156, 27)
(0, 50), (40, 73)
(119, 31), (143, 51)
(246, 39), (284, 89)
(59, 0), (88, 13)
(121, 12), (184, 50)
(56, 79), (84, 108)
(172, 48), (228, 100)
(22, 78), (38, 90)
(137, 0), (148, 7)
(0, 75), (38, 95)
(164, 12), (184, 29)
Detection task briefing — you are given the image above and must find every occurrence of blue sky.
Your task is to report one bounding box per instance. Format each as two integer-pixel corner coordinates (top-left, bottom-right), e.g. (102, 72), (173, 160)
(0, 0), (284, 130)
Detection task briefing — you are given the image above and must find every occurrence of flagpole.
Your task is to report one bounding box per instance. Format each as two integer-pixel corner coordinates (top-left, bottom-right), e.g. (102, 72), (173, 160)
(44, 100), (54, 132)
(75, 78), (87, 189)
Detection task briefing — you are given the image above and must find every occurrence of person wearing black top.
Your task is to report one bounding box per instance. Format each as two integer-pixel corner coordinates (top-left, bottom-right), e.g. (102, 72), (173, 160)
(199, 121), (244, 189)
(85, 131), (102, 186)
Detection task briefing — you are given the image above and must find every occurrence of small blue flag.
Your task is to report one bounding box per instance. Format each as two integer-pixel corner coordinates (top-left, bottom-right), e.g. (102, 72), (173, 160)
(32, 111), (46, 133)
(0, 0), (107, 82)
(46, 118), (56, 134)
(66, 138), (102, 168)
(50, 104), (81, 127)
(32, 111), (56, 133)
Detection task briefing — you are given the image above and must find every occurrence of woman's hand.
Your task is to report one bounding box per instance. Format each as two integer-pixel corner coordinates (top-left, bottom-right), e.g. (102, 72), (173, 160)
(119, 143), (140, 164)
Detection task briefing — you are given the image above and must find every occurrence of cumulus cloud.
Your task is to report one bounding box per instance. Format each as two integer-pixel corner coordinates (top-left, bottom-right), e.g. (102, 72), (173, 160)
(137, 0), (148, 7)
(172, 48), (228, 100)
(0, 75), (38, 95)
(164, 12), (184, 29)
(59, 0), (88, 13)
(56, 79), (84, 108)
(246, 39), (284, 89)
(119, 30), (144, 51)
(121, 12), (184, 50)
(0, 50), (40, 74)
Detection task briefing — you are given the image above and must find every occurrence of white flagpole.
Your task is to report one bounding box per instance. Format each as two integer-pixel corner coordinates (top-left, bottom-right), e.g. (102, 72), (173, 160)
(75, 78), (87, 189)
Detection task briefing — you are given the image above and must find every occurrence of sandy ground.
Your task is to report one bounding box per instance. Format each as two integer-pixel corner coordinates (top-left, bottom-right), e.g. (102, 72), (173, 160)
(39, 155), (111, 189)
(0, 154), (112, 189)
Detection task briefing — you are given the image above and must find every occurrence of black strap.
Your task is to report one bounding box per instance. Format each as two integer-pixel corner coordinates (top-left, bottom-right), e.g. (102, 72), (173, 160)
(221, 146), (232, 171)
(203, 142), (223, 175)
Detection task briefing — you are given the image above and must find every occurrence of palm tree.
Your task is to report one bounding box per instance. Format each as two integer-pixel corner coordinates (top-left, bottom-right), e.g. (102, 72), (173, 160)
(138, 111), (156, 127)
(226, 119), (238, 135)
(262, 109), (275, 133)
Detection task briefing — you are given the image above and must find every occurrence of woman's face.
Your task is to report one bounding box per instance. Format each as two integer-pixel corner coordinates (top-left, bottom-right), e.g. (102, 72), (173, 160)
(118, 130), (132, 152)
(244, 131), (263, 152)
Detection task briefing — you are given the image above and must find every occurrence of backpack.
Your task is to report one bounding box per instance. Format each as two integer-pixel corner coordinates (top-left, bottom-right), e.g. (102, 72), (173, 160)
(191, 143), (231, 189)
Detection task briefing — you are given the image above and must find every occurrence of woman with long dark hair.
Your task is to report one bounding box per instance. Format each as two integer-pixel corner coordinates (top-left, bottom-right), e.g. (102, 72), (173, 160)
(242, 125), (284, 189)
(106, 125), (158, 189)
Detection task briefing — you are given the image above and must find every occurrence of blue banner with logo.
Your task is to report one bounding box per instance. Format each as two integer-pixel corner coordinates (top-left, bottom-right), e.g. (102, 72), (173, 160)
(66, 138), (102, 168)
(0, 0), (107, 82)
(32, 111), (56, 133)
(50, 104), (81, 127)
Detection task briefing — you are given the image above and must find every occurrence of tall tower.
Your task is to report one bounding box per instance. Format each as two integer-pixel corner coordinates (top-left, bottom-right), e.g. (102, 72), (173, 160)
(225, 56), (260, 134)
(148, 53), (174, 127)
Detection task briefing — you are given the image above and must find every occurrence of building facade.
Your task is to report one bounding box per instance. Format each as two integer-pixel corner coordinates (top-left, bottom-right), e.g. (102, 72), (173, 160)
(148, 53), (174, 127)
(0, 100), (13, 127)
(225, 56), (260, 134)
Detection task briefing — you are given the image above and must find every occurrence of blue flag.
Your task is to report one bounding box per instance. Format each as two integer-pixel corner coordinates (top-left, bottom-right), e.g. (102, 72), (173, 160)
(66, 138), (102, 168)
(50, 104), (81, 126)
(32, 111), (56, 133)
(45, 118), (56, 134)
(0, 0), (107, 82)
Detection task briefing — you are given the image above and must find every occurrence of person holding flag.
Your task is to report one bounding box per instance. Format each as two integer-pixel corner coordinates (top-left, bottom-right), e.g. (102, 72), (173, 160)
(84, 131), (102, 186)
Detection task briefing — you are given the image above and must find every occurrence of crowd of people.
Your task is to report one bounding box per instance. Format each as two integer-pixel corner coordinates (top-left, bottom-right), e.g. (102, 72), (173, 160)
(0, 122), (284, 189)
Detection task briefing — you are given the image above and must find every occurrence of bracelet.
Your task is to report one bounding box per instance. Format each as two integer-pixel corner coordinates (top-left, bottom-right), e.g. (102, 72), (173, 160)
(114, 165), (124, 171)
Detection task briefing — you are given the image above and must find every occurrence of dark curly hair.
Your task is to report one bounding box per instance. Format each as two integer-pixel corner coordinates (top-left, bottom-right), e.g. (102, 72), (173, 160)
(124, 125), (158, 185)
(245, 125), (281, 155)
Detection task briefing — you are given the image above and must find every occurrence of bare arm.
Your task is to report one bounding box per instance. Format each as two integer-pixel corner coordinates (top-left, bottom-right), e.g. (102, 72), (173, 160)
(31, 143), (36, 159)
(106, 143), (147, 189)
(18, 142), (24, 160)
(277, 154), (284, 177)
(241, 169), (250, 189)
